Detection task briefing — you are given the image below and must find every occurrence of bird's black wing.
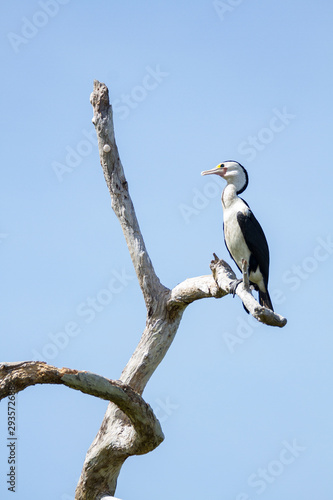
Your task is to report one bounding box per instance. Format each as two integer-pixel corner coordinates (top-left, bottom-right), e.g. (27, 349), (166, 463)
(236, 205), (270, 285)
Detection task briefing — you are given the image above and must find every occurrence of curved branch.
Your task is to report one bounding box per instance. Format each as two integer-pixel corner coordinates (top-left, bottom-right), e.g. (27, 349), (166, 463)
(166, 275), (226, 317)
(0, 361), (163, 452)
(90, 80), (167, 310)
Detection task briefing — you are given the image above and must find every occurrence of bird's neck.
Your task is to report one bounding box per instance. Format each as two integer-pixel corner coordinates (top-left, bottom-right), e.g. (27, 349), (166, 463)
(222, 184), (238, 209)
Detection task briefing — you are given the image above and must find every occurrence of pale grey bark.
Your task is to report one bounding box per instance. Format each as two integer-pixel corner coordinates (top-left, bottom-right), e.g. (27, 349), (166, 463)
(0, 80), (287, 500)
(210, 255), (287, 327)
(75, 81), (287, 499)
(0, 361), (163, 451)
(89, 81), (166, 312)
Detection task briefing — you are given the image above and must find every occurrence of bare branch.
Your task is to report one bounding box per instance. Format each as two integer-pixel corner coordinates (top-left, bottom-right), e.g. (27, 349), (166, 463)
(165, 254), (286, 327)
(90, 80), (167, 309)
(210, 255), (287, 327)
(168, 275), (227, 305)
(0, 361), (163, 452)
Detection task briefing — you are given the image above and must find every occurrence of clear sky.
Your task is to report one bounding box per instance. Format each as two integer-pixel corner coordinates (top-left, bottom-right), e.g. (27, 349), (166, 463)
(1, 1), (333, 499)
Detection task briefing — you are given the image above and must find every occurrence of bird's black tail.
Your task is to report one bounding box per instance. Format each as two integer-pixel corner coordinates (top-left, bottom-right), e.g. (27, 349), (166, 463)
(259, 290), (274, 311)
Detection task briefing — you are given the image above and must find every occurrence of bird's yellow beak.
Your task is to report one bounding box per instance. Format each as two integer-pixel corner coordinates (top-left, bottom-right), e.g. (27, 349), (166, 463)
(201, 165), (224, 176)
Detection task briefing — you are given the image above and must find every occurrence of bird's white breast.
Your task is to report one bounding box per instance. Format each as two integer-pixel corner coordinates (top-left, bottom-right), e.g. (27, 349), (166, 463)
(222, 195), (265, 288)
(223, 197), (251, 269)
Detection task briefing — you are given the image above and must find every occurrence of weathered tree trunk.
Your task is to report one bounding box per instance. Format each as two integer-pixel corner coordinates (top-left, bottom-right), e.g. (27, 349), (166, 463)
(74, 81), (286, 499)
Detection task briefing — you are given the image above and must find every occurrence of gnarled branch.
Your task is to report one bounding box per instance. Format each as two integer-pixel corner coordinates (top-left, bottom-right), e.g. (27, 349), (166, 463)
(166, 256), (286, 327)
(0, 361), (163, 453)
(210, 255), (287, 327)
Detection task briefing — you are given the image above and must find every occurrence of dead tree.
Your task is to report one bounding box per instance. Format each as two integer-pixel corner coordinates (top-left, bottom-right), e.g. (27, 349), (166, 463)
(0, 81), (287, 500)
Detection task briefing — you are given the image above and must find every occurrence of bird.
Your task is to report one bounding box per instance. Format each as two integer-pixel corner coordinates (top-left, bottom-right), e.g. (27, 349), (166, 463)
(201, 160), (274, 311)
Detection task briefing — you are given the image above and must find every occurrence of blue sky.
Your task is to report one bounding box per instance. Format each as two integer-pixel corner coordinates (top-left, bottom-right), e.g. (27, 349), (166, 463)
(1, 1), (333, 499)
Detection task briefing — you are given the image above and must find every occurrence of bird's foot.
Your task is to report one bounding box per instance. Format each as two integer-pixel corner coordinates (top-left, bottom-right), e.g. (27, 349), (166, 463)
(229, 279), (243, 297)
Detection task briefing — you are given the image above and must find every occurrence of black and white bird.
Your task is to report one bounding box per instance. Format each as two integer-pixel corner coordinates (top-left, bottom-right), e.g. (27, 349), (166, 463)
(201, 160), (274, 311)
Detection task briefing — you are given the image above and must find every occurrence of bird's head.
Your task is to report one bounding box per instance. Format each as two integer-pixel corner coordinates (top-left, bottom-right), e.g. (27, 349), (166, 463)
(201, 160), (249, 194)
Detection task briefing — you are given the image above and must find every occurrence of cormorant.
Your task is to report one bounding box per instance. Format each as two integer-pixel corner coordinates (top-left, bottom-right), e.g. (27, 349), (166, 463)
(201, 160), (274, 311)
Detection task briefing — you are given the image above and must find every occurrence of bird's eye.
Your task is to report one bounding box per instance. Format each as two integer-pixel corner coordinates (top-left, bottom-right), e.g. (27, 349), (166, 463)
(219, 163), (224, 168)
